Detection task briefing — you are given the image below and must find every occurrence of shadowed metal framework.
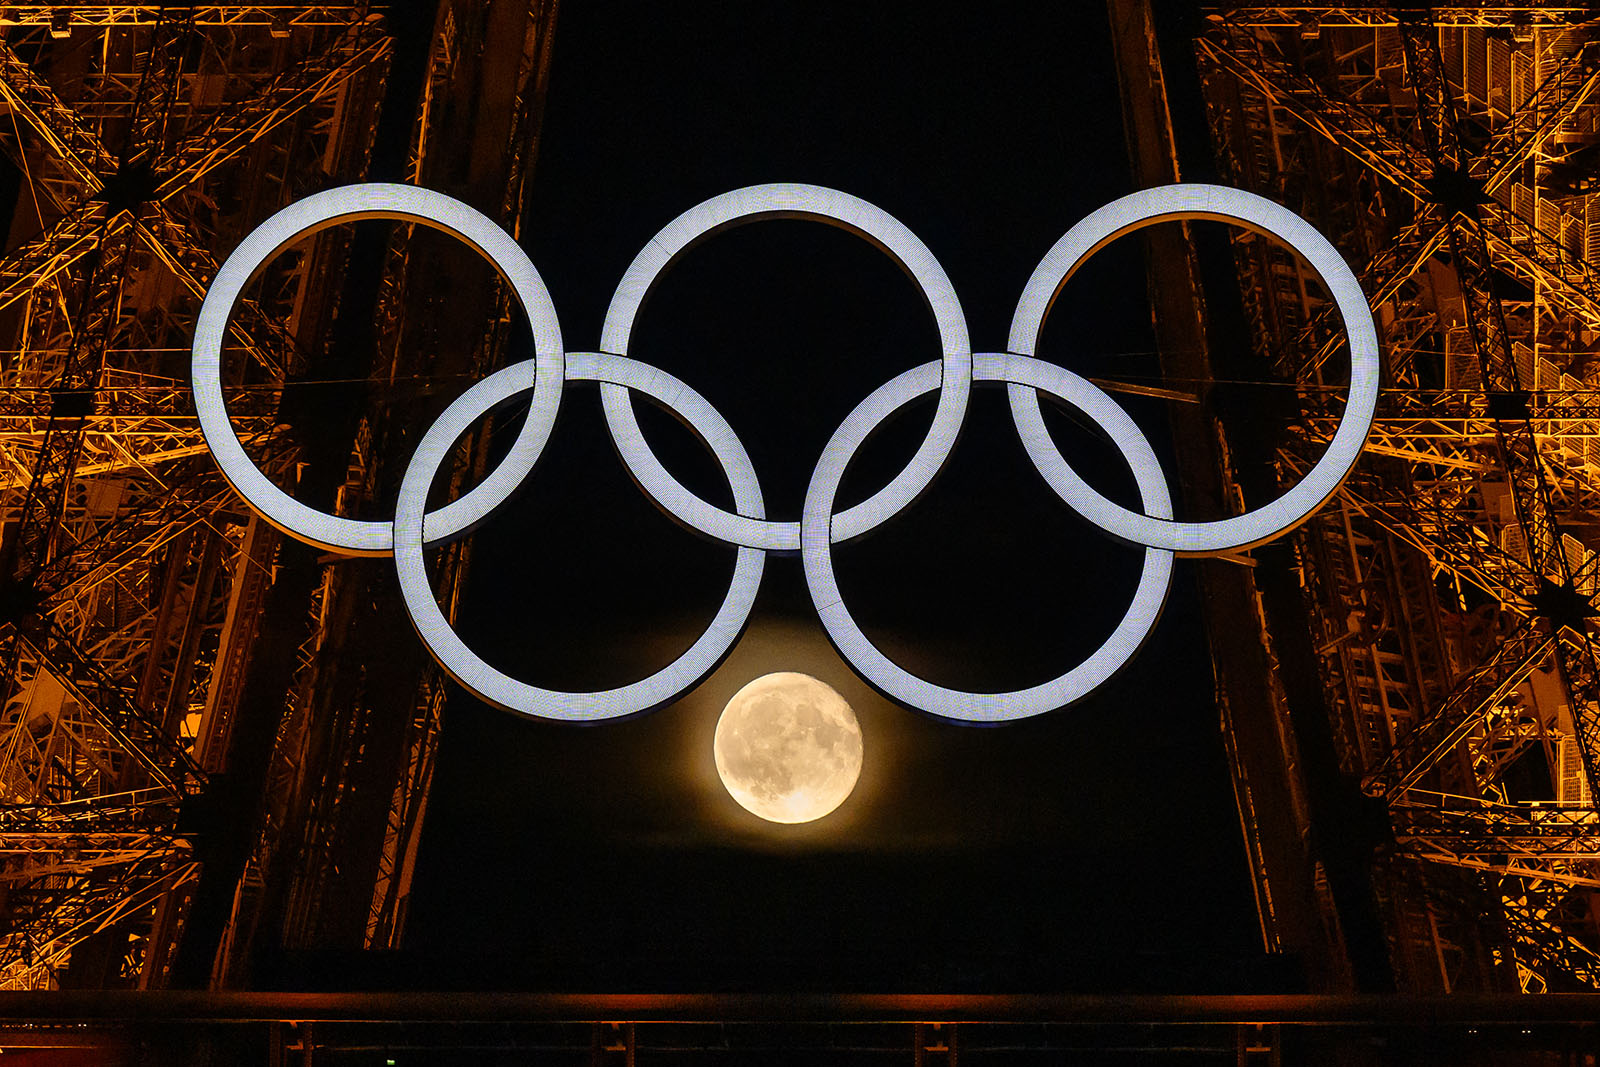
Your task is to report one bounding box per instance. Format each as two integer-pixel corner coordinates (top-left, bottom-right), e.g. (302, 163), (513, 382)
(0, 1), (558, 991)
(1177, 1), (1600, 993)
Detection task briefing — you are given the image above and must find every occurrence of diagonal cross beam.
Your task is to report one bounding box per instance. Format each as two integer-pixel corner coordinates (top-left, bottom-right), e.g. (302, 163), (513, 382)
(1481, 42), (1600, 197)
(1196, 27), (1600, 327)
(1363, 623), (1557, 799)
(2, 623), (204, 797)
(0, 19), (391, 374)
(0, 43), (119, 195)
(154, 14), (391, 201)
(1305, 462), (1537, 615)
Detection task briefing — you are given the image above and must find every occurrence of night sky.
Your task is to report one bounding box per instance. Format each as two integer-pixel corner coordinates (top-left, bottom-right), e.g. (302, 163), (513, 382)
(394, 3), (1281, 993)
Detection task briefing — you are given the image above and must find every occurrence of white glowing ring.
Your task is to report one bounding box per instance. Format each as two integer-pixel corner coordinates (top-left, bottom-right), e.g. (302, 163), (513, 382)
(801, 353), (1175, 723)
(1008, 183), (1379, 554)
(598, 183), (972, 551)
(192, 183), (565, 554)
(392, 351), (764, 720)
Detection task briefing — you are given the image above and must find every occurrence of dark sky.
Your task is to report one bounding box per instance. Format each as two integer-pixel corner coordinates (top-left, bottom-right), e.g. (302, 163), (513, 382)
(394, 2), (1281, 993)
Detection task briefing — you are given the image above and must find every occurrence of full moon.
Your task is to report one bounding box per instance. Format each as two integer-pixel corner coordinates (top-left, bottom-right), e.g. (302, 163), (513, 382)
(714, 672), (863, 824)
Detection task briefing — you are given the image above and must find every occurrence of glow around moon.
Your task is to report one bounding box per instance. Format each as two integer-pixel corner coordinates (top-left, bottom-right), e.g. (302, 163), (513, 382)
(714, 673), (863, 824)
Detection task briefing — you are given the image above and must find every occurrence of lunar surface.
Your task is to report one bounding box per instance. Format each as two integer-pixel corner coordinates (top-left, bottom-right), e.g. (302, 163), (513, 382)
(714, 672), (863, 823)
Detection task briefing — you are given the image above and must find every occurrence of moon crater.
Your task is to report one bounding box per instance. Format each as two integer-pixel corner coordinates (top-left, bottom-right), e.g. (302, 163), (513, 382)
(714, 672), (863, 824)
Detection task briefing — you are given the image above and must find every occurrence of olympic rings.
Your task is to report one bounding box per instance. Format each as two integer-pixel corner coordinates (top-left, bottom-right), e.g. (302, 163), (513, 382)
(192, 181), (1378, 723)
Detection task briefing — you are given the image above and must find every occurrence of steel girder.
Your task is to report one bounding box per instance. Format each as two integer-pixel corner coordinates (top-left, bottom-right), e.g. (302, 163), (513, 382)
(0, 8), (391, 988)
(1197, 8), (1600, 991)
(1207, 9), (1600, 30)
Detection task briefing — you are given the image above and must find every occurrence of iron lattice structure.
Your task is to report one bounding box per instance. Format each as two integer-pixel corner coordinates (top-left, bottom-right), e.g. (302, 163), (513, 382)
(0, 1), (558, 990)
(11, 0), (1600, 1006)
(1190, 3), (1600, 992)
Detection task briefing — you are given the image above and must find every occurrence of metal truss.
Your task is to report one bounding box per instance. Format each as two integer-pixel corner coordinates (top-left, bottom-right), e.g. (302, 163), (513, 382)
(1210, 7), (1600, 29)
(0, 7), (372, 30)
(1197, 6), (1600, 992)
(0, 6), (393, 988)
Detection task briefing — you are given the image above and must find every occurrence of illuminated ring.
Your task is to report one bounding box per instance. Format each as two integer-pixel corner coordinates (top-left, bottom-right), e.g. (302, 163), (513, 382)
(598, 183), (972, 551)
(392, 351), (764, 721)
(192, 183), (566, 555)
(801, 353), (1175, 724)
(1007, 184), (1379, 554)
